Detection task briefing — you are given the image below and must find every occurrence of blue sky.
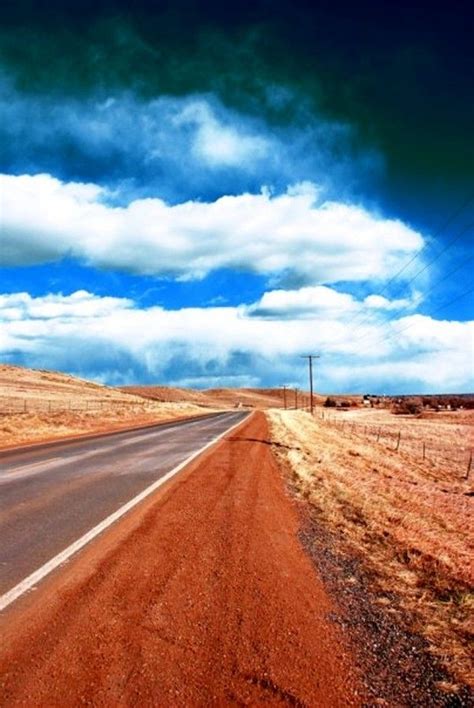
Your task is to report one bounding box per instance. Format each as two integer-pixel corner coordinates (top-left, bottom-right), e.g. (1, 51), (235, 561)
(0, 1), (473, 393)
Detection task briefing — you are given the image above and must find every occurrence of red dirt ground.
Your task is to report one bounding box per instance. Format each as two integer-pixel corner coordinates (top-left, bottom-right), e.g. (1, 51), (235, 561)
(0, 412), (364, 706)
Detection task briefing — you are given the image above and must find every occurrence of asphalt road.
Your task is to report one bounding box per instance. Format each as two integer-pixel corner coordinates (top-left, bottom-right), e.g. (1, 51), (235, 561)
(0, 411), (248, 600)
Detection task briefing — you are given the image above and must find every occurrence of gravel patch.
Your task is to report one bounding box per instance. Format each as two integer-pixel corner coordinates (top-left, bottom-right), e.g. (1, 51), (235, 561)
(297, 503), (474, 707)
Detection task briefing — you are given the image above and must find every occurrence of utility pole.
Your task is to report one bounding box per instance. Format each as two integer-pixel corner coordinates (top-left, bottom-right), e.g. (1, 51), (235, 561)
(301, 355), (320, 415)
(282, 385), (287, 409)
(294, 388), (298, 409)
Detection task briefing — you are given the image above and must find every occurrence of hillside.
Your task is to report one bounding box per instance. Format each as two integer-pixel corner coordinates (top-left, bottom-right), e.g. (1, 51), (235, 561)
(0, 365), (213, 449)
(0, 364), (147, 411)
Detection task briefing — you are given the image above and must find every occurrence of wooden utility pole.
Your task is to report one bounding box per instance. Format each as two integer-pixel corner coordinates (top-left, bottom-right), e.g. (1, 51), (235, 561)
(301, 355), (320, 415)
(282, 385), (287, 409)
(294, 388), (298, 409)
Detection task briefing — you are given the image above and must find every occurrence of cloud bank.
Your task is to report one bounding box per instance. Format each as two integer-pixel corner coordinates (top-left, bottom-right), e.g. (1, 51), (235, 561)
(1, 173), (423, 286)
(1, 290), (471, 393)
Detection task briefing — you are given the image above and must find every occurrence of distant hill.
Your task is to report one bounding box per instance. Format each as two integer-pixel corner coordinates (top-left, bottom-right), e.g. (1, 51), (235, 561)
(120, 385), (313, 409)
(0, 364), (146, 410)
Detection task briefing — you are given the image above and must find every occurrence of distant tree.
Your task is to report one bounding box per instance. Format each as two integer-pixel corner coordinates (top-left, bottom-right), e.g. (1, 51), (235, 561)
(392, 400), (422, 415)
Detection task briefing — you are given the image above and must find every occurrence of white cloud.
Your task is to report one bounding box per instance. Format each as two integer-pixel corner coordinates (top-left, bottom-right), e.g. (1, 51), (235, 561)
(1, 173), (424, 285)
(0, 290), (472, 393)
(238, 285), (425, 323)
(246, 285), (357, 318)
(0, 290), (133, 321)
(173, 99), (270, 167)
(364, 293), (422, 310)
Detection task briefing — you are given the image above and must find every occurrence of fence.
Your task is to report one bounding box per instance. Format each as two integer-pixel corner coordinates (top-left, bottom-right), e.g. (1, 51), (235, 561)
(317, 411), (472, 481)
(0, 396), (155, 414)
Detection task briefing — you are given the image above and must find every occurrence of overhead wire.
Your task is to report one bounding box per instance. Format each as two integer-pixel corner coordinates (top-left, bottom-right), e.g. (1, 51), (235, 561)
(350, 281), (474, 357)
(339, 190), (474, 339)
(349, 222), (473, 347)
(346, 220), (473, 340)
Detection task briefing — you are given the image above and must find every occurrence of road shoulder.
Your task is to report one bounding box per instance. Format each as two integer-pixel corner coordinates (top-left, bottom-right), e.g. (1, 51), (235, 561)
(0, 411), (364, 706)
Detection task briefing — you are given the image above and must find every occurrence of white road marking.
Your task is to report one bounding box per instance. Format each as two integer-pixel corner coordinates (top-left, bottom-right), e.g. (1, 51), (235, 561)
(0, 412), (249, 612)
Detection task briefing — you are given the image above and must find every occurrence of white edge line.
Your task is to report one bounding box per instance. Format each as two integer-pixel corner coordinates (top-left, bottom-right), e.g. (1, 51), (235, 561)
(0, 412), (250, 612)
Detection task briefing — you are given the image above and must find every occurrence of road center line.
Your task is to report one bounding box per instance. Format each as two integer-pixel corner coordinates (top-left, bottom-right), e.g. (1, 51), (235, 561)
(0, 412), (249, 612)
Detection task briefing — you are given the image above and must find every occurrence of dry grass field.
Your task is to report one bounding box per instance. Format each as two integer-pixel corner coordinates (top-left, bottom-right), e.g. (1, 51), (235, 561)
(0, 365), (212, 449)
(268, 408), (474, 689)
(321, 405), (473, 480)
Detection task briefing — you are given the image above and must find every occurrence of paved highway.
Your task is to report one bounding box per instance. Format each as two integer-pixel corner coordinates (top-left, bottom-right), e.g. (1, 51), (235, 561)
(0, 411), (248, 604)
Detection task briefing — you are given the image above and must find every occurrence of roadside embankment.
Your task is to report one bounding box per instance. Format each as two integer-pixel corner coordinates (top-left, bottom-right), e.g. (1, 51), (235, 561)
(268, 408), (474, 695)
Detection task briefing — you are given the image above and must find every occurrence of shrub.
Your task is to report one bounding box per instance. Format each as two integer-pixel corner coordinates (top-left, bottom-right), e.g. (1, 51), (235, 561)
(392, 400), (422, 415)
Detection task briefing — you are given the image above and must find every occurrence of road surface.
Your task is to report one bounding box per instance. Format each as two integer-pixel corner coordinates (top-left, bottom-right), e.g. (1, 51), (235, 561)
(0, 411), (364, 705)
(0, 411), (247, 602)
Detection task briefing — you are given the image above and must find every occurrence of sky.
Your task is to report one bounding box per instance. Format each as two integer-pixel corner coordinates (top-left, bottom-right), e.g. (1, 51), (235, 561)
(0, 0), (473, 393)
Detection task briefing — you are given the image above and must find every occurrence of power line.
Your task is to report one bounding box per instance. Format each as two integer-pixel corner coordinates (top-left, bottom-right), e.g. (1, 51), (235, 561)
(420, 253), (474, 298)
(339, 191), (474, 340)
(384, 222), (472, 299)
(351, 245), (474, 349)
(346, 223), (474, 341)
(378, 190), (474, 289)
(351, 283), (474, 356)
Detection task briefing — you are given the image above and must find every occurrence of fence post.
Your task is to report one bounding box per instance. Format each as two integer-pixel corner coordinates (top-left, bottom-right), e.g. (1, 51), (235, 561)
(376, 427), (381, 442)
(395, 431), (401, 451)
(466, 452), (472, 481)
(422, 441), (426, 460)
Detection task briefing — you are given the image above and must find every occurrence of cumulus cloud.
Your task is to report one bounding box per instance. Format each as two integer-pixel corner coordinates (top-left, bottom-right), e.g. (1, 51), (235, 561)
(0, 290), (133, 322)
(0, 290), (471, 393)
(1, 173), (423, 285)
(245, 286), (425, 320)
(246, 285), (358, 318)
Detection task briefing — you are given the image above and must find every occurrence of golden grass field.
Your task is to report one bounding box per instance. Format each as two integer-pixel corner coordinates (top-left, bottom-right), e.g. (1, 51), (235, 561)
(268, 408), (474, 689)
(0, 365), (213, 449)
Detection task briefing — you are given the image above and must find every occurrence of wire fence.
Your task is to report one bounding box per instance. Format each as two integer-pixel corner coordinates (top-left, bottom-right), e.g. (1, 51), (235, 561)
(317, 411), (473, 481)
(0, 397), (156, 414)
